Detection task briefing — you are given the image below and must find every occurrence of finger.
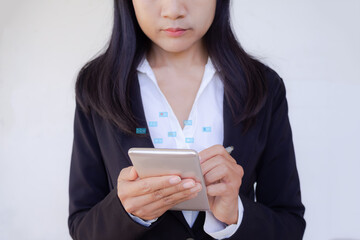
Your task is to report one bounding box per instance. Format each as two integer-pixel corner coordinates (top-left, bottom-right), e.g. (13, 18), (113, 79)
(124, 174), (193, 198)
(237, 164), (244, 178)
(203, 164), (229, 185)
(118, 166), (134, 181)
(130, 177), (198, 198)
(206, 182), (228, 196)
(129, 166), (138, 181)
(134, 191), (200, 220)
(129, 185), (202, 219)
(124, 180), (202, 211)
(152, 190), (200, 217)
(201, 155), (229, 176)
(199, 144), (236, 164)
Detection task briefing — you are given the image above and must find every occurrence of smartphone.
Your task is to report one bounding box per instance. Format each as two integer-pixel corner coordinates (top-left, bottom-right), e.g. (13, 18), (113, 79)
(128, 147), (210, 211)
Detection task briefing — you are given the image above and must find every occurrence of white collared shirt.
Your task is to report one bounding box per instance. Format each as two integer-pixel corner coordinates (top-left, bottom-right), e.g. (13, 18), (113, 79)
(127, 55), (244, 239)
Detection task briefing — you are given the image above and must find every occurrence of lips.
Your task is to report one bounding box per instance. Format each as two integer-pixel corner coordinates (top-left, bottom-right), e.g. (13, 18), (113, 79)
(163, 28), (188, 37)
(164, 28), (187, 32)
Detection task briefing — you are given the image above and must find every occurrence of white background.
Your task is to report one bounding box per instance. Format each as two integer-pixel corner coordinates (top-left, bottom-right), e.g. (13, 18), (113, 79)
(0, 0), (359, 239)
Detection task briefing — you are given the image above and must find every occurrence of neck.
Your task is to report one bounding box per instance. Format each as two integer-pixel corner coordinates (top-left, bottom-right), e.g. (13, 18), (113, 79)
(146, 40), (208, 70)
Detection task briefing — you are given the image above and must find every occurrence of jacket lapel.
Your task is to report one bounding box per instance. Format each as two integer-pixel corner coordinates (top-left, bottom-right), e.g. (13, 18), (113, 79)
(115, 75), (154, 167)
(222, 92), (248, 168)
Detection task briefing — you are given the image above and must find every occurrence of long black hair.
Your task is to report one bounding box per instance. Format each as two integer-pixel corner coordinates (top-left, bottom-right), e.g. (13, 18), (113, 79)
(75, 0), (267, 137)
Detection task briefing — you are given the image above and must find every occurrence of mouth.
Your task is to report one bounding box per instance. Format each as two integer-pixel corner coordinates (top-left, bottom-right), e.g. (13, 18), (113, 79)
(163, 28), (188, 37)
(164, 28), (187, 32)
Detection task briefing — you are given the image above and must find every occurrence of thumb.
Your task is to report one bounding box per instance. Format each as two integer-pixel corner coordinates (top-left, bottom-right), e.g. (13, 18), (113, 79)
(129, 166), (138, 181)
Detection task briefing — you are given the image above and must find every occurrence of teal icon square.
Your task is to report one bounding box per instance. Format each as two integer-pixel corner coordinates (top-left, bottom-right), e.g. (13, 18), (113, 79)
(136, 128), (147, 134)
(154, 138), (163, 144)
(149, 121), (158, 127)
(184, 120), (192, 126)
(202, 127), (211, 132)
(168, 131), (177, 137)
(159, 112), (168, 117)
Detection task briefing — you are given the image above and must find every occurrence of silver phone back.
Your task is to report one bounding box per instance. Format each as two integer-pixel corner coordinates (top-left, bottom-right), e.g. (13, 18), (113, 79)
(128, 147), (210, 211)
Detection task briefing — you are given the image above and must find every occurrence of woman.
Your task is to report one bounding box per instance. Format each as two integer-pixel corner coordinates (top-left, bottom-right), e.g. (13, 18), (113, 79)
(68, 0), (306, 239)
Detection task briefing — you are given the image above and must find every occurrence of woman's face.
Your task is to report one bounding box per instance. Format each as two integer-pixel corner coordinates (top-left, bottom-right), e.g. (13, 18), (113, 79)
(132, 0), (216, 54)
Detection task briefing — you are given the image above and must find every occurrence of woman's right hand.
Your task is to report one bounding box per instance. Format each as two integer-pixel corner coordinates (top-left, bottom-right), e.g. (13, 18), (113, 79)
(117, 166), (202, 221)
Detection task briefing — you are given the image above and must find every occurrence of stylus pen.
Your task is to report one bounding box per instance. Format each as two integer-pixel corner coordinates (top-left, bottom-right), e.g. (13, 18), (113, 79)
(225, 146), (234, 154)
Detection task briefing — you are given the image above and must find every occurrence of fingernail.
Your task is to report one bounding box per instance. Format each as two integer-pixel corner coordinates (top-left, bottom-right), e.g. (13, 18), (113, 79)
(183, 181), (195, 188)
(191, 184), (201, 192)
(169, 176), (181, 184)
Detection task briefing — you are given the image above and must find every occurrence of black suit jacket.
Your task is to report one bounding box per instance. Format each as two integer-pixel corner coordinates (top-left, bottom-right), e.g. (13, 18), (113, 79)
(68, 66), (306, 240)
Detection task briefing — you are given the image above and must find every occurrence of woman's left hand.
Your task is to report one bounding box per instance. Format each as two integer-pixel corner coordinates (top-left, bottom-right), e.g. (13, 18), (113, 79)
(199, 144), (244, 225)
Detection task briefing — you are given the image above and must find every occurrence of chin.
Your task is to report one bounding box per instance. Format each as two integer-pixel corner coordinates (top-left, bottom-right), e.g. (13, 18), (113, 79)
(160, 42), (194, 54)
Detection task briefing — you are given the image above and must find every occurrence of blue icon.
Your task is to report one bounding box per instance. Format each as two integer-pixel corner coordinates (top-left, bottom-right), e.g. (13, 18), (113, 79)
(184, 120), (192, 126)
(168, 131), (177, 137)
(154, 138), (163, 144)
(159, 112), (168, 117)
(136, 128), (147, 134)
(185, 137), (194, 143)
(202, 127), (211, 132)
(149, 121), (158, 127)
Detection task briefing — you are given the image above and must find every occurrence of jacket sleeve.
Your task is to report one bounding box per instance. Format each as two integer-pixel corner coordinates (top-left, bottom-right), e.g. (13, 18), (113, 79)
(68, 102), (165, 240)
(227, 75), (306, 240)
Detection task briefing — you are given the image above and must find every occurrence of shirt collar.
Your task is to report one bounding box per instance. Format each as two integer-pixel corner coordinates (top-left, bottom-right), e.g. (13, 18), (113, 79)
(136, 54), (217, 88)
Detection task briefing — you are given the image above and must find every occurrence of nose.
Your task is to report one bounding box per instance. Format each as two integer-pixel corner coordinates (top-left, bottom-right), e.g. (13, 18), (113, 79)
(160, 0), (186, 20)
